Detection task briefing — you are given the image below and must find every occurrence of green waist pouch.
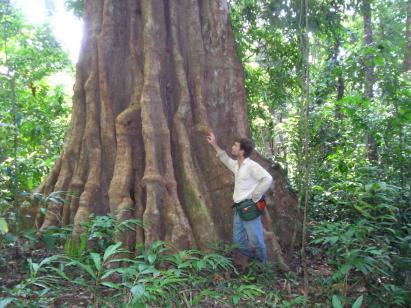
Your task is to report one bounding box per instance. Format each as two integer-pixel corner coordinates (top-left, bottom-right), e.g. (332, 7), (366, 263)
(235, 199), (261, 221)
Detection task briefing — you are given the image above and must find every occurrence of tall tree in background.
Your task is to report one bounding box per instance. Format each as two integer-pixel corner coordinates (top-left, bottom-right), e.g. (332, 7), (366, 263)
(362, 0), (378, 163)
(35, 0), (298, 265)
(299, 0), (311, 296)
(406, 0), (411, 73)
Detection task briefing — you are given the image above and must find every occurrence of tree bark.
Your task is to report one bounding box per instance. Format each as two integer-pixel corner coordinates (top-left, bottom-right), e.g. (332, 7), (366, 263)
(35, 0), (299, 264)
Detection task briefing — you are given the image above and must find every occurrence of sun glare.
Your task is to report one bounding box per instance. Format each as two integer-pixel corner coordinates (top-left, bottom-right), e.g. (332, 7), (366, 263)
(12, 0), (83, 63)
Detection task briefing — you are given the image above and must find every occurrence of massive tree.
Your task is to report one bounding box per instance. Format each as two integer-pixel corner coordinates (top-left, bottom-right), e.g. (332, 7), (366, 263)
(36, 0), (299, 266)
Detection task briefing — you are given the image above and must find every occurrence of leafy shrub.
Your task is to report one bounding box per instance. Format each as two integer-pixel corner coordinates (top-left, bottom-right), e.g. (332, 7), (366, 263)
(310, 181), (411, 307)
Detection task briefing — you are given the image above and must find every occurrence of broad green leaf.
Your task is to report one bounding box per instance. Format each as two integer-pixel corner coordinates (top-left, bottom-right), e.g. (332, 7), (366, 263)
(195, 260), (205, 271)
(101, 281), (120, 289)
(90, 252), (101, 271)
(104, 266), (140, 280)
(39, 255), (60, 267)
(0, 297), (14, 308)
(332, 295), (343, 308)
(131, 284), (146, 301)
(0, 218), (8, 234)
(232, 295), (240, 305)
(67, 260), (96, 280)
(352, 295), (363, 308)
(103, 242), (122, 261)
(28, 259), (40, 276)
(147, 254), (156, 264)
(42, 234), (56, 250)
(106, 258), (138, 264)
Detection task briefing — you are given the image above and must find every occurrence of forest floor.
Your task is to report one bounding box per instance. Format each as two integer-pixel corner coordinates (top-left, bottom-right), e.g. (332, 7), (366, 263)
(0, 237), (350, 307)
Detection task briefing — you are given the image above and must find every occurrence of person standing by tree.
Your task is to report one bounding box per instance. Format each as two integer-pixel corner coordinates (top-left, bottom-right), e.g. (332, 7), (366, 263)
(206, 132), (273, 262)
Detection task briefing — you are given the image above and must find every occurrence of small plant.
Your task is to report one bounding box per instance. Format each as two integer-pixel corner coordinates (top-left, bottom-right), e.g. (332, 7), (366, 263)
(231, 284), (265, 305)
(64, 233), (87, 258)
(56, 242), (130, 305)
(81, 213), (143, 253)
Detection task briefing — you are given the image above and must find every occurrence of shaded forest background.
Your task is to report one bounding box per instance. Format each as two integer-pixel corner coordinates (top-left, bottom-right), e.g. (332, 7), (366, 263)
(0, 0), (410, 306)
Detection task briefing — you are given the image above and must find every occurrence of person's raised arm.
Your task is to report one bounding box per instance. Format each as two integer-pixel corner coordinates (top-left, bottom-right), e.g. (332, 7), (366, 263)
(206, 132), (222, 153)
(206, 132), (236, 173)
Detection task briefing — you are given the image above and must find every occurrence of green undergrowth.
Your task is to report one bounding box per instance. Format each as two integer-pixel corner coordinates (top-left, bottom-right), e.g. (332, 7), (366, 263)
(0, 214), (305, 307)
(1, 198), (409, 307)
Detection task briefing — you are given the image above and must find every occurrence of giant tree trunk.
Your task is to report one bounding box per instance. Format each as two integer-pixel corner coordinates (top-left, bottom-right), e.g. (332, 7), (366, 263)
(36, 0), (299, 265)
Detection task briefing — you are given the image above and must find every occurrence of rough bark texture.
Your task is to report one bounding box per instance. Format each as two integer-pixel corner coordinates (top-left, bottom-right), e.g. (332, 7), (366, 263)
(35, 0), (299, 265)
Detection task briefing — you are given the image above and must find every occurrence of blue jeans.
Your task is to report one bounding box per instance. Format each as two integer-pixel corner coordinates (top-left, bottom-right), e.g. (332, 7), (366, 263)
(232, 209), (267, 262)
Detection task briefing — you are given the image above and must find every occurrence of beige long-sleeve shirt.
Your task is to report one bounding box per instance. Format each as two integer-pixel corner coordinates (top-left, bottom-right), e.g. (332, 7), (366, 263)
(216, 150), (273, 203)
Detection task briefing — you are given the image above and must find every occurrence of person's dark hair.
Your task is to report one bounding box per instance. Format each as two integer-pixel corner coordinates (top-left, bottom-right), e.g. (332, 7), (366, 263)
(235, 137), (254, 158)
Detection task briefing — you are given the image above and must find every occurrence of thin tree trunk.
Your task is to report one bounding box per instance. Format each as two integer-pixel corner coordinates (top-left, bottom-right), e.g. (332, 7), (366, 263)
(332, 40), (345, 119)
(300, 0), (311, 298)
(2, 0), (20, 231)
(405, 0), (411, 73)
(402, 0), (411, 289)
(33, 0), (299, 265)
(363, 0), (378, 163)
(402, 0), (411, 189)
(335, 46), (344, 104)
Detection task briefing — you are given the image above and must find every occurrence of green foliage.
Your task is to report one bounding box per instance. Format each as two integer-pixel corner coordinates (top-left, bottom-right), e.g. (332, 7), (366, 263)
(0, 191), (72, 254)
(0, 2), (72, 235)
(230, 0), (410, 306)
(232, 284), (265, 305)
(64, 234), (87, 258)
(311, 181), (410, 306)
(229, 0), (302, 167)
(80, 213), (144, 253)
(0, 217), (8, 234)
(0, 217), (302, 306)
(64, 0), (83, 18)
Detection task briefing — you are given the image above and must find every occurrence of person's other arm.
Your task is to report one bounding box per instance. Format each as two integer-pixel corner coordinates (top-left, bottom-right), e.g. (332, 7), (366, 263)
(206, 132), (236, 173)
(250, 164), (273, 202)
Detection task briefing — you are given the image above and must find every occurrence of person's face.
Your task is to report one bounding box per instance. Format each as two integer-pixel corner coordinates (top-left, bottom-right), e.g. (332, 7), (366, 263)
(231, 142), (244, 158)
